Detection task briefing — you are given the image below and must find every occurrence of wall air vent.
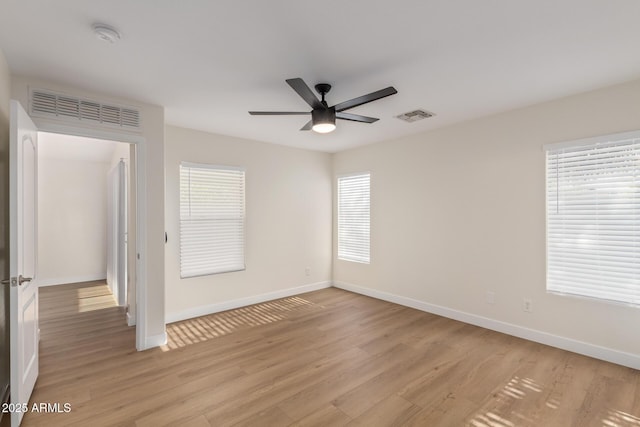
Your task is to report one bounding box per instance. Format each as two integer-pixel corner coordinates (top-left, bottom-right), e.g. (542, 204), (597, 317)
(30, 89), (141, 130)
(395, 109), (435, 123)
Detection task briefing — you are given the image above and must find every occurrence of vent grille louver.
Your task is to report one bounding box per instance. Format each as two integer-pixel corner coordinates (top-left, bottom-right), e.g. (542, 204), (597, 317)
(30, 89), (141, 130)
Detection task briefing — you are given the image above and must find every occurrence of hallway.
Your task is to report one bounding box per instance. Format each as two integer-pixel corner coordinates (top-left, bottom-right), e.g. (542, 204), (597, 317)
(23, 281), (139, 426)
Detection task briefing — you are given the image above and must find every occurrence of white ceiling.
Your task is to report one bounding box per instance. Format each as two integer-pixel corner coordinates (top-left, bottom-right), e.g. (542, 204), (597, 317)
(38, 132), (121, 163)
(1, 1), (640, 153)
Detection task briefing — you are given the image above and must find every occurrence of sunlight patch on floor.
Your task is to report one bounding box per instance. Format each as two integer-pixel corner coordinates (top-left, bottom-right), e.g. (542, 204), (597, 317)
(501, 376), (542, 401)
(545, 398), (560, 409)
(470, 411), (516, 427)
(469, 376), (544, 427)
(161, 296), (317, 351)
(469, 374), (640, 427)
(603, 409), (640, 427)
(75, 286), (118, 312)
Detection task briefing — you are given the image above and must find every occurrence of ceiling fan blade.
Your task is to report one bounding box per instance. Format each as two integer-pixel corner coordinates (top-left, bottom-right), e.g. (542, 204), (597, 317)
(286, 78), (323, 110)
(336, 112), (379, 123)
(333, 86), (398, 112)
(249, 111), (310, 115)
(300, 120), (313, 131)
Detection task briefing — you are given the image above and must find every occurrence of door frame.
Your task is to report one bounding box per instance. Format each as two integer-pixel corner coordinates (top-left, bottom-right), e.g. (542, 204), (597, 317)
(32, 121), (148, 351)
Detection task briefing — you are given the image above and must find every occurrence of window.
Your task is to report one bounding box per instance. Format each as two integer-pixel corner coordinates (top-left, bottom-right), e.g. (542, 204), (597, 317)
(338, 173), (370, 263)
(545, 131), (640, 305)
(180, 162), (245, 278)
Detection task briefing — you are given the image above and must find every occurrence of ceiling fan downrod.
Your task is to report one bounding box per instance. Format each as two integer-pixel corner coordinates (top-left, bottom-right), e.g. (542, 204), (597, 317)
(315, 83), (332, 107)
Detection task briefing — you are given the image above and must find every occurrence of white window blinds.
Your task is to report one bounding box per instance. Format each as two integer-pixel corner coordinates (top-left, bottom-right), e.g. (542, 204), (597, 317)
(180, 163), (245, 278)
(338, 173), (370, 263)
(545, 132), (640, 305)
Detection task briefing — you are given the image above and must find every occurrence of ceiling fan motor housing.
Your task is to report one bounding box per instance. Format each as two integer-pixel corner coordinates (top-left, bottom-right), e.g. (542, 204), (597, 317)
(312, 107), (336, 125)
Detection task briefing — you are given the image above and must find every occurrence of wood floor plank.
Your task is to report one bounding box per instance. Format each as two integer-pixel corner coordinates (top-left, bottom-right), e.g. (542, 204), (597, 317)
(404, 395), (478, 427)
(20, 281), (640, 426)
(230, 406), (293, 427)
(204, 346), (371, 426)
(277, 343), (418, 421)
(289, 405), (352, 427)
(347, 394), (422, 426)
(333, 341), (456, 418)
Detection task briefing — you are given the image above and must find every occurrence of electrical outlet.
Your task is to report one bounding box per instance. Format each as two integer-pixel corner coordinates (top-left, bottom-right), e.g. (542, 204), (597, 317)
(305, 267), (310, 277)
(485, 291), (495, 305)
(523, 298), (533, 313)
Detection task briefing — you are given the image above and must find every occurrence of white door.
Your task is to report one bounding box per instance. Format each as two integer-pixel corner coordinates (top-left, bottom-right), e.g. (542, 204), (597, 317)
(106, 159), (127, 306)
(106, 166), (116, 299)
(116, 160), (127, 307)
(9, 100), (38, 426)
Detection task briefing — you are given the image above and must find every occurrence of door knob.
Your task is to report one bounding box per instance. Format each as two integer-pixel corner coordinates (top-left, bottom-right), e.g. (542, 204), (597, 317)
(18, 275), (32, 286)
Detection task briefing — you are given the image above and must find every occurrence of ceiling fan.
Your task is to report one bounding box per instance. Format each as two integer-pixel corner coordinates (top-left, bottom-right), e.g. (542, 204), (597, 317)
(249, 78), (398, 133)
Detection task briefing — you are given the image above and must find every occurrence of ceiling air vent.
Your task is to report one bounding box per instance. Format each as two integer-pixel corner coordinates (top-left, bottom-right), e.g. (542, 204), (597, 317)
(30, 89), (141, 130)
(395, 109), (434, 123)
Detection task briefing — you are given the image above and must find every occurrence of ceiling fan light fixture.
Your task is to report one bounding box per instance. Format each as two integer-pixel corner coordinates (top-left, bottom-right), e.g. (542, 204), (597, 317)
(312, 123), (336, 133)
(311, 108), (336, 134)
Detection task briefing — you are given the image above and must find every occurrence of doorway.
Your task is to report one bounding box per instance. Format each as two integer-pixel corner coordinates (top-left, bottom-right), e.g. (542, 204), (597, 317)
(37, 132), (135, 321)
(6, 99), (150, 425)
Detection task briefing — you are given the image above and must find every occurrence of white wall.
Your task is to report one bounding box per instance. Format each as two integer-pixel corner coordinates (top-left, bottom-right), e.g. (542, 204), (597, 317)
(11, 76), (166, 349)
(37, 153), (110, 286)
(333, 78), (640, 367)
(165, 125), (332, 321)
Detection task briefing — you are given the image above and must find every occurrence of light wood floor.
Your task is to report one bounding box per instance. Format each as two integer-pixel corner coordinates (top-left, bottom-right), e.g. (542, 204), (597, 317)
(23, 281), (640, 426)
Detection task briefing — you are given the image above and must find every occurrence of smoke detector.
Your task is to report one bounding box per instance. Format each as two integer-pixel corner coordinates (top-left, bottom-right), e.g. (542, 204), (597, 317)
(93, 24), (121, 43)
(395, 109), (435, 123)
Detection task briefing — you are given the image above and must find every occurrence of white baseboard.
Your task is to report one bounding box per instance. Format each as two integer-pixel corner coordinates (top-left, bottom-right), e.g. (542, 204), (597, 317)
(165, 281), (332, 324)
(38, 274), (106, 287)
(332, 281), (640, 370)
(126, 312), (136, 327)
